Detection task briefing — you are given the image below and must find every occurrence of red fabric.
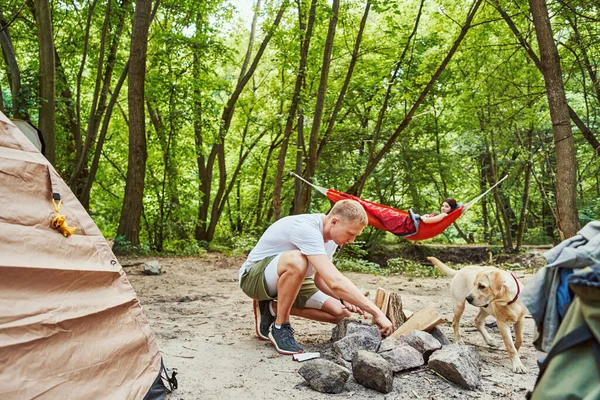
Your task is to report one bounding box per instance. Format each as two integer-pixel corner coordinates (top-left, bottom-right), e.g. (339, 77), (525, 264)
(325, 189), (464, 241)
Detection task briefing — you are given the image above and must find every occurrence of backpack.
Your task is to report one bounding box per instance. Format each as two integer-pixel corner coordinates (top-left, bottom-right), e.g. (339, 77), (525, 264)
(528, 264), (600, 399)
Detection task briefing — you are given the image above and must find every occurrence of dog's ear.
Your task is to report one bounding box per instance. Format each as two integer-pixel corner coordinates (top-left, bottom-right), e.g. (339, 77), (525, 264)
(489, 271), (506, 297)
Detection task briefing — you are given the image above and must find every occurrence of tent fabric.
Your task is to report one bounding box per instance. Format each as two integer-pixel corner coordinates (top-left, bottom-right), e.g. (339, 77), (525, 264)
(324, 188), (464, 241)
(0, 111), (165, 399)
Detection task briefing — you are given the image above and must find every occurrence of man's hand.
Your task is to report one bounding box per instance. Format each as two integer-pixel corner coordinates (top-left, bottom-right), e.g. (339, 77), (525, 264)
(341, 299), (368, 319)
(374, 313), (394, 337)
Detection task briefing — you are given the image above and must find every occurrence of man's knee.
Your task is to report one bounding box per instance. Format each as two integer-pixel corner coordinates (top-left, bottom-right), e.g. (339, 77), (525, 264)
(331, 306), (351, 323)
(279, 250), (308, 275)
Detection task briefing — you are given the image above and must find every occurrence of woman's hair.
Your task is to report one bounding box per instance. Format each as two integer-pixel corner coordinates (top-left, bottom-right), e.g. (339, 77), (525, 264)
(329, 199), (368, 225)
(444, 198), (458, 211)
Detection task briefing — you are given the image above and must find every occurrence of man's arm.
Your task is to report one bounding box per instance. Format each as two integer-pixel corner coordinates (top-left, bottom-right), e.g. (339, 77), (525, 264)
(315, 272), (368, 317)
(307, 254), (393, 335)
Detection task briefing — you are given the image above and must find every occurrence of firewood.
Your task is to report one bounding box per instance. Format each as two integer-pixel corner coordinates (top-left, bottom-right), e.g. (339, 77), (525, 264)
(380, 291), (391, 317)
(390, 306), (444, 338)
(374, 288), (387, 309)
(386, 292), (405, 330)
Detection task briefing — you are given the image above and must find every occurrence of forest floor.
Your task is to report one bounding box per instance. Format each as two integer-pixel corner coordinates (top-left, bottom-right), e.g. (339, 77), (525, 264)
(123, 253), (541, 400)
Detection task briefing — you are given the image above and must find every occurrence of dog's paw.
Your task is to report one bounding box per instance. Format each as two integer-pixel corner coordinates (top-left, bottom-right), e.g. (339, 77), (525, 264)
(512, 362), (528, 374)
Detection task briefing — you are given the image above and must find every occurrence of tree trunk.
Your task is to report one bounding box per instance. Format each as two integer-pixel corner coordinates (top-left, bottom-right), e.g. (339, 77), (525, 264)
(529, 0), (580, 239)
(274, 0), (317, 219)
(293, 107), (309, 213)
(195, 1), (287, 241)
(316, 0), (370, 159)
(80, 61), (129, 209)
(300, 0), (339, 210)
(367, 0), (424, 162)
(32, 0), (56, 164)
(479, 151), (490, 242)
(493, 1), (600, 156)
(0, 11), (28, 120)
(348, 0), (484, 195)
(70, 0), (131, 197)
(515, 127), (534, 250)
(256, 134), (282, 227)
(116, 0), (152, 248)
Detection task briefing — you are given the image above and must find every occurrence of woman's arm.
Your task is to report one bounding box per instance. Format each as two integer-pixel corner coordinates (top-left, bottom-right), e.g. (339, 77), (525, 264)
(420, 212), (447, 224)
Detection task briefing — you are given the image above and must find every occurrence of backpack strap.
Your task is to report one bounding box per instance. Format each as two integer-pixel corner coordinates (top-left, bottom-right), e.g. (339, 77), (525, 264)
(533, 324), (600, 391)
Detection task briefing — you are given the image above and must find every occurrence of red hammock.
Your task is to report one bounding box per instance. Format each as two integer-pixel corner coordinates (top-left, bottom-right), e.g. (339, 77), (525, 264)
(291, 173), (506, 241)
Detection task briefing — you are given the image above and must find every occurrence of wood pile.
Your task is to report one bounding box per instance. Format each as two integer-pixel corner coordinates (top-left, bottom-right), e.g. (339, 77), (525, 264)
(372, 287), (445, 337)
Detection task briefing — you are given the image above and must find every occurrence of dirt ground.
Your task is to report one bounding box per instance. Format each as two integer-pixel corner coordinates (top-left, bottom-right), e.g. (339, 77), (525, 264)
(123, 253), (540, 400)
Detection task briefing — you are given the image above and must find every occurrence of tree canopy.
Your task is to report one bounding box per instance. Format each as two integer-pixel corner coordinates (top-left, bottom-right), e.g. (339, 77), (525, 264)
(1, 0), (598, 253)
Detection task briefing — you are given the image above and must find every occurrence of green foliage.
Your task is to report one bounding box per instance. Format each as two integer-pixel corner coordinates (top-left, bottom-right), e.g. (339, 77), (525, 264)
(208, 233), (260, 256)
(386, 258), (445, 278)
(336, 257), (385, 275)
(112, 235), (149, 256)
(164, 239), (208, 256)
(579, 198), (600, 225)
(4, 0), (598, 252)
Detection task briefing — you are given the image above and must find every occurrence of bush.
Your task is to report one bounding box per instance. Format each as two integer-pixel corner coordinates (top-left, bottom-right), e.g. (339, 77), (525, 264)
(386, 258), (445, 278)
(336, 257), (384, 275)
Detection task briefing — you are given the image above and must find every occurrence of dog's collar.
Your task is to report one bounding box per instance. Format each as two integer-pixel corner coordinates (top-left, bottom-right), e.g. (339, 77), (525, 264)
(506, 273), (520, 305)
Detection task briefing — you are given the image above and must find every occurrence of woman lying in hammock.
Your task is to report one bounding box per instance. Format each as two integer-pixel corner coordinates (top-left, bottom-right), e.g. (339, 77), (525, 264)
(387, 197), (459, 237)
(420, 198), (458, 223)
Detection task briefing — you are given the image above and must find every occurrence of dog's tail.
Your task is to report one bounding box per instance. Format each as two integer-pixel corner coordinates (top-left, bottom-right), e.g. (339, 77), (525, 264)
(427, 256), (457, 276)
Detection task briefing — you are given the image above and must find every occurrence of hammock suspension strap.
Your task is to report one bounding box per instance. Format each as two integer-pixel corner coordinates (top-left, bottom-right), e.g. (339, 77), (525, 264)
(463, 175), (508, 211)
(289, 172), (329, 196)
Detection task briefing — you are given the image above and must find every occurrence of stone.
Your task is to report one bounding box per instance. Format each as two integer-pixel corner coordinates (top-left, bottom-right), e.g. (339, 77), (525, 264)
(298, 359), (350, 394)
(334, 332), (380, 361)
(428, 326), (451, 345)
(346, 322), (381, 342)
(143, 260), (161, 275)
(331, 318), (373, 341)
(428, 344), (482, 390)
(352, 350), (393, 394)
(379, 330), (441, 361)
(379, 345), (424, 372)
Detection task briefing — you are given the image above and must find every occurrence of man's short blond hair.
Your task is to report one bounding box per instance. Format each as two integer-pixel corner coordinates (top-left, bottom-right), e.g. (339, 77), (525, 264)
(328, 199), (368, 226)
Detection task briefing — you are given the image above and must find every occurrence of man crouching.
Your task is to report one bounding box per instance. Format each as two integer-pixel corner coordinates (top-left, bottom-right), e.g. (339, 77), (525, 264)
(239, 199), (394, 355)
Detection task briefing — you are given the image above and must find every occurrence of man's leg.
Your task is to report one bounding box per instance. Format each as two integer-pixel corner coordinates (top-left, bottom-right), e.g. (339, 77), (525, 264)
(273, 250), (309, 326)
(273, 297), (352, 324)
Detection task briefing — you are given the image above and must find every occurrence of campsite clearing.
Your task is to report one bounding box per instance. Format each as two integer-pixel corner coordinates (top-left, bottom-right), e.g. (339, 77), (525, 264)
(125, 253), (539, 399)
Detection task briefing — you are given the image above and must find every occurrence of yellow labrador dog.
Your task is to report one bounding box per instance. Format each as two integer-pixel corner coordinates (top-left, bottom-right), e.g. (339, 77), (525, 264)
(427, 257), (527, 374)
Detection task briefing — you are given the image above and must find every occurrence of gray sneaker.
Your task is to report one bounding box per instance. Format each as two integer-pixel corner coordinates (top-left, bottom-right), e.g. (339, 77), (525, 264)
(268, 322), (303, 355)
(253, 300), (274, 340)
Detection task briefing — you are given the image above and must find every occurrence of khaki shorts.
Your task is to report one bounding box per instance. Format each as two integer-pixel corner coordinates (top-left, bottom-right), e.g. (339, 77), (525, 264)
(240, 255), (319, 310)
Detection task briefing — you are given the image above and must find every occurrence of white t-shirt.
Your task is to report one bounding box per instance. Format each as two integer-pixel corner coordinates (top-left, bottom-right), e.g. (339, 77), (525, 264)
(238, 214), (338, 283)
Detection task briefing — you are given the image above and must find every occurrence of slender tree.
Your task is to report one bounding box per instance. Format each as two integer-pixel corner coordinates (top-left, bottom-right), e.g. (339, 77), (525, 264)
(32, 0), (56, 164)
(116, 0), (154, 248)
(529, 0), (580, 238)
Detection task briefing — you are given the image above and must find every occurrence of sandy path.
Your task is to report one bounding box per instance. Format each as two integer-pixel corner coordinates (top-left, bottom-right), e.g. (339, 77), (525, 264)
(124, 254), (539, 399)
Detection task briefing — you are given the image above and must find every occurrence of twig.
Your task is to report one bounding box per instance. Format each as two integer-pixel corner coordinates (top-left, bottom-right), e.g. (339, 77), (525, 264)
(412, 389), (420, 398)
(182, 345), (198, 351)
(121, 261), (145, 267)
(164, 353), (195, 359)
(431, 370), (453, 385)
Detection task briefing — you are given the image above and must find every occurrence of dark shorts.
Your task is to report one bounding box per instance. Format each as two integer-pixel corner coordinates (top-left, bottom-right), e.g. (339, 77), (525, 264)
(239, 254), (319, 310)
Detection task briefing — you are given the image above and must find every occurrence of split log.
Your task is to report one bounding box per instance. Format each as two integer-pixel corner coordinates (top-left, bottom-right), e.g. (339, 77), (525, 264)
(386, 293), (405, 330)
(390, 306), (444, 338)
